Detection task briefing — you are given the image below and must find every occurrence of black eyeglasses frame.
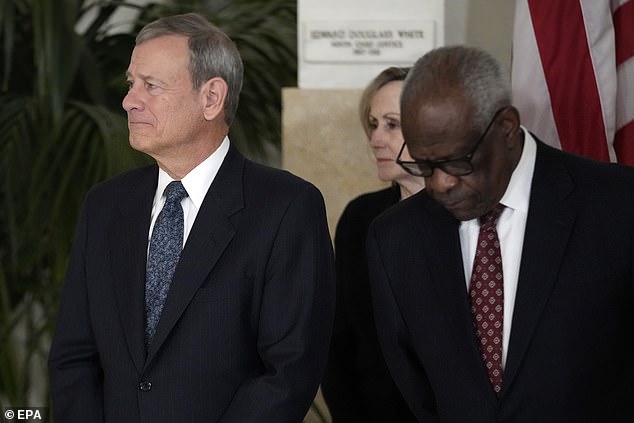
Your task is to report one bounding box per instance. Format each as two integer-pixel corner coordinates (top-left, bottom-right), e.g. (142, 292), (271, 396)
(396, 107), (508, 178)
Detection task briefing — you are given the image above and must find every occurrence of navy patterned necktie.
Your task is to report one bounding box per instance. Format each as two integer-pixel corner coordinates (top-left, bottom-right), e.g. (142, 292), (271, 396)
(145, 181), (188, 348)
(469, 203), (505, 395)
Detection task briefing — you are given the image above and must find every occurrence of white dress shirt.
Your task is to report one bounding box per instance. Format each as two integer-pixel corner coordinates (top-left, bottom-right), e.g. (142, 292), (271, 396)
(459, 127), (536, 367)
(148, 136), (230, 249)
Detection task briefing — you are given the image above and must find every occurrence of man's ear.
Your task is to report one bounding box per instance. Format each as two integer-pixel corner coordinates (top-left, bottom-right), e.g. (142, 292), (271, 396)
(201, 77), (228, 121)
(501, 106), (521, 147)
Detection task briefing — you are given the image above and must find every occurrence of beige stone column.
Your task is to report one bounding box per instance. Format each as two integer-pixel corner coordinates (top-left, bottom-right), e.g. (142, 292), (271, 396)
(282, 88), (388, 237)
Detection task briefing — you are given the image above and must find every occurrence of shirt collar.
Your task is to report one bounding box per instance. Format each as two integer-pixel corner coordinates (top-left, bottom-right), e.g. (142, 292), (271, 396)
(155, 136), (230, 209)
(459, 126), (536, 230)
(499, 126), (536, 214)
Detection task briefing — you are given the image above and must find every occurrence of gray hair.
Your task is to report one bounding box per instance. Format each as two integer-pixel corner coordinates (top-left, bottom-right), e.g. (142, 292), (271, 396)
(402, 46), (511, 132)
(136, 13), (244, 126)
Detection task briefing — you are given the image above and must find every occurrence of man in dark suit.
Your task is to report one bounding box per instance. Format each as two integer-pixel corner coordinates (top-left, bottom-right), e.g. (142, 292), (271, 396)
(48, 13), (335, 422)
(367, 45), (634, 422)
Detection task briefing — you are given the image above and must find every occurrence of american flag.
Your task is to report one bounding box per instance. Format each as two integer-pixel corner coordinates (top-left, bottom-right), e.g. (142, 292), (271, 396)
(511, 0), (634, 165)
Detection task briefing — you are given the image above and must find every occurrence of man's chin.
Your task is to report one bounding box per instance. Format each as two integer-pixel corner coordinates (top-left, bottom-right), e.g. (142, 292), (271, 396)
(440, 200), (480, 221)
(129, 136), (152, 154)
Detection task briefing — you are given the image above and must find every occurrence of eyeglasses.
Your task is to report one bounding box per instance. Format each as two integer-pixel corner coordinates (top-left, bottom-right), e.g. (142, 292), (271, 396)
(396, 107), (507, 177)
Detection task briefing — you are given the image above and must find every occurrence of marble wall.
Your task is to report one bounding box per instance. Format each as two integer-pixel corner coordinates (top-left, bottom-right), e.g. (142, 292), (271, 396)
(282, 88), (388, 236)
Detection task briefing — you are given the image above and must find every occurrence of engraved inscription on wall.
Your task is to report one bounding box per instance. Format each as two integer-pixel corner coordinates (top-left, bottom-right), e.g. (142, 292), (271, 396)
(303, 20), (436, 63)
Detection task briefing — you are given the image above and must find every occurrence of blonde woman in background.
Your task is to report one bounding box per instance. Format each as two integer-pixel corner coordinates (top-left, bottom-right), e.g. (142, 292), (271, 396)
(321, 67), (423, 422)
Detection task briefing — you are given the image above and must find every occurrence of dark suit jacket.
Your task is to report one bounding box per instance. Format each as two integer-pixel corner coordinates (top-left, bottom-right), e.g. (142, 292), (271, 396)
(49, 144), (335, 423)
(367, 140), (634, 422)
(322, 185), (416, 422)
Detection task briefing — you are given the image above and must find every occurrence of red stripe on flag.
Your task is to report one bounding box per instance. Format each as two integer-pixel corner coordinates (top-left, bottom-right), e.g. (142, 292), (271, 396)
(613, 1), (634, 66)
(614, 121), (634, 166)
(527, 0), (610, 161)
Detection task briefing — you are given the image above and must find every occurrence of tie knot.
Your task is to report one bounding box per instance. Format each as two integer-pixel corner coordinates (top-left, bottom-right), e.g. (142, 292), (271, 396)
(479, 203), (505, 229)
(164, 181), (188, 204)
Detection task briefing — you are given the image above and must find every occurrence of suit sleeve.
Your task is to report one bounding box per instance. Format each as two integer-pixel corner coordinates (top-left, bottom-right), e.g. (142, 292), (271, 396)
(366, 222), (440, 422)
(48, 203), (105, 423)
(219, 182), (335, 422)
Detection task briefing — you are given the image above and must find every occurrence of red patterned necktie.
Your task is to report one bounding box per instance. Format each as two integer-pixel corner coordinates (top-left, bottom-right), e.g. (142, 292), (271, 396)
(469, 203), (505, 395)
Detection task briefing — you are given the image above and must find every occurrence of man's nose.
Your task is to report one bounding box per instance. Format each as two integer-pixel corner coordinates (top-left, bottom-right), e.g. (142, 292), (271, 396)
(427, 167), (459, 194)
(122, 86), (142, 112)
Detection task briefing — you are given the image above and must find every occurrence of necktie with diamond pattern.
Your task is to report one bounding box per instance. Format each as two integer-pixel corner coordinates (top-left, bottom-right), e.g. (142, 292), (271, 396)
(469, 203), (505, 395)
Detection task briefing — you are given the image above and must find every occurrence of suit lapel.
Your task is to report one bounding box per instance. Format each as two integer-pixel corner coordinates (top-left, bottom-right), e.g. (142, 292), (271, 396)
(502, 142), (576, 396)
(111, 166), (157, 373)
(145, 145), (245, 364)
(418, 198), (500, 405)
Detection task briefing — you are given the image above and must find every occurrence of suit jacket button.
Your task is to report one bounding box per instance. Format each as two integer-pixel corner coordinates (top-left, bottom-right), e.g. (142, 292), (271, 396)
(138, 381), (152, 392)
